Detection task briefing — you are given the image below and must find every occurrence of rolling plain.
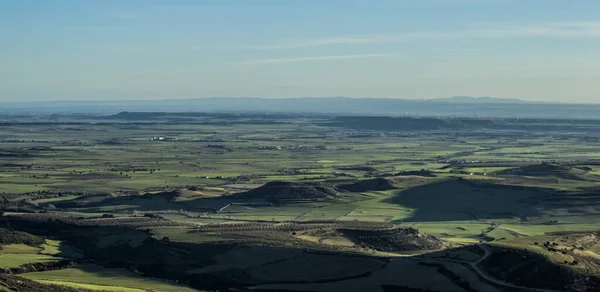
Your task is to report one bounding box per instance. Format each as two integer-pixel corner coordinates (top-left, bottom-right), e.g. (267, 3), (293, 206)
(1, 112), (600, 291)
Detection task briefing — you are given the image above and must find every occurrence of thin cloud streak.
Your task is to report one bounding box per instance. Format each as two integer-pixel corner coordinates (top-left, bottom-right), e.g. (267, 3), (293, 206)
(266, 22), (600, 49)
(238, 54), (396, 64)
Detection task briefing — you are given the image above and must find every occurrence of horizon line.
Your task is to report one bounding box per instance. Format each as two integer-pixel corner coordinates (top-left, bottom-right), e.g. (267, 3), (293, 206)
(0, 96), (598, 105)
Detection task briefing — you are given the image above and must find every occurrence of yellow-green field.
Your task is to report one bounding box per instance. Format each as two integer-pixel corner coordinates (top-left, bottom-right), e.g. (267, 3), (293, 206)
(22, 264), (196, 292)
(0, 252), (62, 269)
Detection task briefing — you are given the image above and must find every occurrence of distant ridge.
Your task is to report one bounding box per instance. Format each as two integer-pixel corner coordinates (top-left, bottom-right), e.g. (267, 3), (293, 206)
(0, 97), (598, 119)
(432, 96), (538, 104)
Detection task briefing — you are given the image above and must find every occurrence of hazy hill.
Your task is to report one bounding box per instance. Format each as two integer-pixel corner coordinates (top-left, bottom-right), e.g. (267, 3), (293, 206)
(433, 96), (536, 104)
(1, 97), (598, 119)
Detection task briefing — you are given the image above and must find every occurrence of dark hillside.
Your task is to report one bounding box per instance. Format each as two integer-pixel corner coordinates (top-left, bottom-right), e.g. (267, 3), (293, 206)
(0, 194), (8, 211)
(54, 190), (180, 209)
(481, 246), (600, 292)
(0, 228), (44, 245)
(395, 170), (436, 177)
(341, 227), (444, 252)
(234, 181), (337, 203)
(499, 163), (587, 181)
(0, 274), (95, 292)
(338, 178), (395, 192)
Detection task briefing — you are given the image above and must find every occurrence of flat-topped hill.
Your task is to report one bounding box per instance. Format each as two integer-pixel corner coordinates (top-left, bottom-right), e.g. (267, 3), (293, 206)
(234, 181), (337, 203)
(500, 163), (588, 180)
(337, 178), (395, 192)
(341, 227), (444, 252)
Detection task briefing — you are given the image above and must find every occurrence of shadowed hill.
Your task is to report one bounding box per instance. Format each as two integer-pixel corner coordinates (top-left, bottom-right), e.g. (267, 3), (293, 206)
(337, 178), (395, 192)
(48, 190), (234, 213)
(341, 227), (444, 252)
(52, 191), (181, 209)
(481, 244), (600, 292)
(0, 228), (45, 246)
(499, 163), (588, 181)
(394, 170), (436, 177)
(233, 181), (337, 203)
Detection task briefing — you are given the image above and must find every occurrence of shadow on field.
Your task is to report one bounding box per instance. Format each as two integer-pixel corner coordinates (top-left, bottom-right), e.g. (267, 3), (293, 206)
(2, 217), (393, 291)
(384, 179), (550, 222)
(52, 191), (233, 213)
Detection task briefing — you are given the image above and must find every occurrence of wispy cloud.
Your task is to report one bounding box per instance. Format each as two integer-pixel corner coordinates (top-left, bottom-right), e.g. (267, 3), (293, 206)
(263, 22), (600, 49)
(238, 54), (396, 64)
(479, 22), (600, 38)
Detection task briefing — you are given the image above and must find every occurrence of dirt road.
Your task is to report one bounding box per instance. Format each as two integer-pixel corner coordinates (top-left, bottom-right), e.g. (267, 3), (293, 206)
(469, 244), (560, 292)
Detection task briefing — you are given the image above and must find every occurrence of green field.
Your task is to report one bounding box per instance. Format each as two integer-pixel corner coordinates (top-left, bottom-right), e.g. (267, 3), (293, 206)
(0, 116), (595, 197)
(2, 113), (600, 291)
(0, 239), (87, 270)
(40, 240), (85, 259)
(22, 264), (196, 292)
(0, 252), (62, 269)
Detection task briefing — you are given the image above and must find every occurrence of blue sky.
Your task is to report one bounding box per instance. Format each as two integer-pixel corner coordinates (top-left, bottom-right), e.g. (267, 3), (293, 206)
(2, 0), (600, 103)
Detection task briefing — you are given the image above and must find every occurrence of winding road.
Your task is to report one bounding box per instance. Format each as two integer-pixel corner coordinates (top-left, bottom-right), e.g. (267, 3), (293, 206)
(466, 244), (560, 292)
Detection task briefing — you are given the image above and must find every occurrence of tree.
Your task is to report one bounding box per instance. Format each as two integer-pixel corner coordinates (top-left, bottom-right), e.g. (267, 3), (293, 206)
(23, 198), (38, 207)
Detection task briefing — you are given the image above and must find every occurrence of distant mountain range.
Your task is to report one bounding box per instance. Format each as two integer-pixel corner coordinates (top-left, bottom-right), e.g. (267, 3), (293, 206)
(433, 96), (539, 104)
(0, 97), (596, 119)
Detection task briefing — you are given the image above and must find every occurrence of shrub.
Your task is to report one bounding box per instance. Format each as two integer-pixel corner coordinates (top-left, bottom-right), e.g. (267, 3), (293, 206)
(144, 213), (164, 219)
(0, 228), (45, 246)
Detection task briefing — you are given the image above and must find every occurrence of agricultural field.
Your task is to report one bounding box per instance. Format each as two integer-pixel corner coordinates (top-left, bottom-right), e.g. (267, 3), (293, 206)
(1, 112), (600, 291)
(21, 264), (196, 292)
(0, 250), (62, 269)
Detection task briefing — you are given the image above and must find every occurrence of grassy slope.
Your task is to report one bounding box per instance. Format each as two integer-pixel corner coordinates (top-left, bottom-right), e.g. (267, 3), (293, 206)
(0, 239), (83, 269)
(33, 280), (144, 292)
(22, 264), (197, 292)
(0, 253), (63, 269)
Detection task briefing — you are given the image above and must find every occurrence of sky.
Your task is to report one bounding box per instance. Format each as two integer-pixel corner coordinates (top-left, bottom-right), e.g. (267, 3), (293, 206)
(1, 0), (600, 103)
